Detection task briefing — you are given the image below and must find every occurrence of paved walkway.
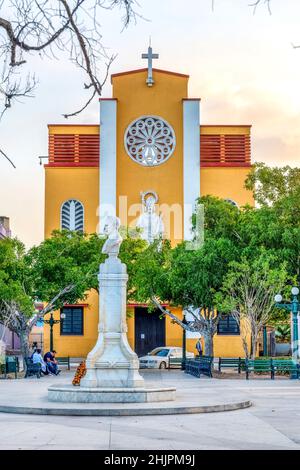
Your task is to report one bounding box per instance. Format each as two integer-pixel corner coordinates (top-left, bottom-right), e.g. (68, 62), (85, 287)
(1, 370), (300, 449)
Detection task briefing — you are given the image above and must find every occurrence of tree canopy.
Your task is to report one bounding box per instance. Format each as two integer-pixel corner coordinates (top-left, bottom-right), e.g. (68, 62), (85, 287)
(245, 162), (300, 206)
(0, 229), (146, 357)
(133, 190), (298, 356)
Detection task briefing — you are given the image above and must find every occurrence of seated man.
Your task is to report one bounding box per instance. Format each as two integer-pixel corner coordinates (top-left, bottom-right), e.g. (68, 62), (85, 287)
(32, 348), (47, 375)
(43, 350), (60, 376)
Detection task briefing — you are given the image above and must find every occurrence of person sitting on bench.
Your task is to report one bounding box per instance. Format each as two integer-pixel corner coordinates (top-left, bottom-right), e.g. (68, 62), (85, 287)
(32, 348), (47, 375)
(44, 350), (60, 375)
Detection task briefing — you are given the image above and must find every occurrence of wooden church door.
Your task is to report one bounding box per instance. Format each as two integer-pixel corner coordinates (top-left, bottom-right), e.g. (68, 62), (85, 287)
(134, 307), (166, 357)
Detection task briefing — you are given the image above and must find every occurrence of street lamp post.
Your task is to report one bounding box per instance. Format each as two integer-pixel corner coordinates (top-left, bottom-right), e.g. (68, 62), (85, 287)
(43, 312), (66, 351)
(263, 326), (268, 356)
(274, 287), (299, 361)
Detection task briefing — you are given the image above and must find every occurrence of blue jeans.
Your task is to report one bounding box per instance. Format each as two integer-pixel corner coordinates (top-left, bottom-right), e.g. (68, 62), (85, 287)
(47, 362), (58, 374)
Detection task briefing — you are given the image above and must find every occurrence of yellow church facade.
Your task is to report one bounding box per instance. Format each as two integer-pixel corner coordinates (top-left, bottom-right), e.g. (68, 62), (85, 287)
(44, 57), (253, 359)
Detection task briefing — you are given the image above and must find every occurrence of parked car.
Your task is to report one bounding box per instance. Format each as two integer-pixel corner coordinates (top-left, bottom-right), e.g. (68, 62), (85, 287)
(139, 346), (194, 369)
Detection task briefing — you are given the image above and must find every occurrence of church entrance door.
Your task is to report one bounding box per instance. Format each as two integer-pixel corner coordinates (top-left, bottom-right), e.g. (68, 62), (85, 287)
(134, 307), (166, 357)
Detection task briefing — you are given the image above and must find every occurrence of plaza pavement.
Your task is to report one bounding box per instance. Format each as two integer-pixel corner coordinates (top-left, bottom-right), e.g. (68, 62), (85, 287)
(0, 369), (300, 450)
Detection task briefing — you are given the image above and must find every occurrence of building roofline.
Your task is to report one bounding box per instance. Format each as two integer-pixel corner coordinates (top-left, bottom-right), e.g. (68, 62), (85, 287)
(110, 68), (189, 83)
(200, 124), (252, 127)
(47, 124), (99, 128)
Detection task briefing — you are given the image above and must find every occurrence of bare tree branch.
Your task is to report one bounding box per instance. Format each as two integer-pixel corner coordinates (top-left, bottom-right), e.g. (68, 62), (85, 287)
(249, 0), (272, 15)
(0, 147), (16, 168)
(0, 1), (138, 118)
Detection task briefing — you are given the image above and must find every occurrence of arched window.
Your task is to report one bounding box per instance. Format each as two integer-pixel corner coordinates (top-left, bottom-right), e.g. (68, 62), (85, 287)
(61, 199), (84, 231)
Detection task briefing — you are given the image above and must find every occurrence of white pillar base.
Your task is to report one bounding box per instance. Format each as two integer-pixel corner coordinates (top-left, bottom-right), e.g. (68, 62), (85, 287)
(80, 256), (144, 389)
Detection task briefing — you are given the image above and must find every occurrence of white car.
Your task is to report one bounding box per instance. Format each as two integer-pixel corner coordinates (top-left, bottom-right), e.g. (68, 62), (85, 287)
(139, 346), (194, 369)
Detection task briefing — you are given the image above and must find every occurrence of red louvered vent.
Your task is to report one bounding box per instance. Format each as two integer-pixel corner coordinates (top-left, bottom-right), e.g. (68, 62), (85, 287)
(224, 135), (250, 164)
(49, 134), (99, 165)
(201, 133), (251, 166)
(78, 135), (99, 164)
(49, 134), (75, 164)
(201, 135), (221, 163)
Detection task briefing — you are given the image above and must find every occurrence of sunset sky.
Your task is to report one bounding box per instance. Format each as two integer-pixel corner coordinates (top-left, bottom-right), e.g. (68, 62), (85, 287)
(1, 0), (300, 247)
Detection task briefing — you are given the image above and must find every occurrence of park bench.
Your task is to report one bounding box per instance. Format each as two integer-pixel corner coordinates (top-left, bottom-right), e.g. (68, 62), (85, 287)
(245, 359), (273, 379)
(245, 359), (300, 380)
(24, 357), (42, 378)
(5, 356), (19, 379)
(185, 356), (213, 378)
(168, 357), (182, 369)
(272, 359), (300, 379)
(0, 356), (19, 379)
(56, 356), (70, 370)
(218, 357), (245, 374)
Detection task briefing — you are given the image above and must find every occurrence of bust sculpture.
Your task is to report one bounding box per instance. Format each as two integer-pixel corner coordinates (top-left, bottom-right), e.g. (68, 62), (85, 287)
(101, 216), (122, 257)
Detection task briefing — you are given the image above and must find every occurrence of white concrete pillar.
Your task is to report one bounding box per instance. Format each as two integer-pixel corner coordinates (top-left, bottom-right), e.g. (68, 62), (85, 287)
(183, 99), (200, 241)
(80, 255), (144, 388)
(99, 99), (117, 233)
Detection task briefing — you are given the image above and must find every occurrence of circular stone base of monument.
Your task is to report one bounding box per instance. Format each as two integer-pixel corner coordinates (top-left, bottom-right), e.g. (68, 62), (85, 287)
(0, 371), (253, 417)
(48, 384), (176, 403)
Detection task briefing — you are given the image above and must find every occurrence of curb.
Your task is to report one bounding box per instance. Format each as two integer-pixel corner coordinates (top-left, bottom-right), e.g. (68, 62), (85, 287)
(0, 400), (252, 416)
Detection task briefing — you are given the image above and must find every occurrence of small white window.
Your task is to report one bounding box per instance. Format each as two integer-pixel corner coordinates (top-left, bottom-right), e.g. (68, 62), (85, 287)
(61, 199), (84, 231)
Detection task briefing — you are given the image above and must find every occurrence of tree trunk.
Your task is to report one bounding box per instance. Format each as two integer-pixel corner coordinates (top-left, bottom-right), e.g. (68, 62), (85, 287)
(251, 332), (258, 360)
(19, 328), (30, 362)
(203, 331), (214, 357)
(242, 336), (250, 359)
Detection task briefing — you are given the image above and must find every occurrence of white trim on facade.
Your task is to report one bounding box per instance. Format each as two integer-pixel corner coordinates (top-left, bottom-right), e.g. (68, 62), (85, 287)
(99, 99), (117, 233)
(183, 100), (200, 241)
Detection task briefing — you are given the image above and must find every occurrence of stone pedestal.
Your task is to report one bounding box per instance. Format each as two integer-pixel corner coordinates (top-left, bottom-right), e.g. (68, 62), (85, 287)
(80, 255), (145, 389)
(48, 385), (176, 403)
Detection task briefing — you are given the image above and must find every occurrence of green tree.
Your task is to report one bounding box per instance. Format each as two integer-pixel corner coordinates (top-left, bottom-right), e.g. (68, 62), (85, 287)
(132, 237), (238, 356)
(217, 251), (288, 359)
(0, 230), (146, 359)
(192, 195), (241, 242)
(132, 192), (296, 358)
(0, 237), (34, 357)
(245, 162), (300, 206)
(275, 323), (291, 344)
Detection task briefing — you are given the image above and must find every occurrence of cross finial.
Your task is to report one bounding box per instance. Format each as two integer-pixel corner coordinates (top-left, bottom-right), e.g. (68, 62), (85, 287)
(141, 40), (159, 87)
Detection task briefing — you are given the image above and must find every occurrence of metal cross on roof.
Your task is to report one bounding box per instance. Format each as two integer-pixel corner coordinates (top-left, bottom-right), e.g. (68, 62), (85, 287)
(142, 41), (159, 87)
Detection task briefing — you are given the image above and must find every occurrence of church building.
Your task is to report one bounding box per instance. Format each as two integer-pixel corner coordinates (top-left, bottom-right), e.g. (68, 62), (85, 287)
(44, 47), (253, 358)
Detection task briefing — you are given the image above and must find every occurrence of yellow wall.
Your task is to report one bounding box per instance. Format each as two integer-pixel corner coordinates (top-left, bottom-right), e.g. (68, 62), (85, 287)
(44, 127), (100, 357)
(127, 307), (135, 350)
(113, 70), (188, 243)
(48, 125), (99, 135)
(200, 125), (251, 136)
(43, 291), (99, 357)
(201, 167), (254, 206)
(44, 302), (251, 359)
(44, 167), (99, 238)
(44, 74), (254, 359)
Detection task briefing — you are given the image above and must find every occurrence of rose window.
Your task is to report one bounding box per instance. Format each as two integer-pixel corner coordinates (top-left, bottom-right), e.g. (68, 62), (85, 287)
(124, 116), (176, 167)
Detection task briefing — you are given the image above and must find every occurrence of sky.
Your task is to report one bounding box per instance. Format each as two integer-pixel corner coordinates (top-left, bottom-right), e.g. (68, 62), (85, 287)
(1, 0), (300, 247)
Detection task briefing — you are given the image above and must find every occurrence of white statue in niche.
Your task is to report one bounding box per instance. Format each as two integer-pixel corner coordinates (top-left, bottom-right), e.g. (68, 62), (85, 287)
(101, 216), (123, 257)
(136, 191), (164, 243)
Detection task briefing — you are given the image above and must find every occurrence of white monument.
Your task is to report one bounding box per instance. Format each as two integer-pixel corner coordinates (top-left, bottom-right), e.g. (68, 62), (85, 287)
(80, 216), (144, 388)
(136, 191), (164, 243)
(48, 216), (175, 403)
